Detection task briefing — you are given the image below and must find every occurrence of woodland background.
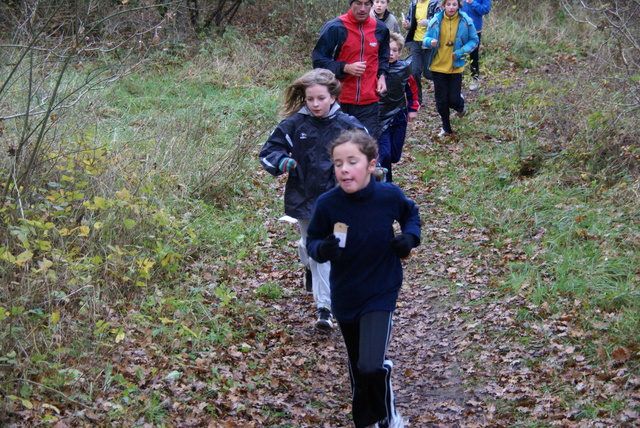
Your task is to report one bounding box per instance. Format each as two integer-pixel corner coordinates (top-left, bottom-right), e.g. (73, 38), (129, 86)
(1, 0), (639, 426)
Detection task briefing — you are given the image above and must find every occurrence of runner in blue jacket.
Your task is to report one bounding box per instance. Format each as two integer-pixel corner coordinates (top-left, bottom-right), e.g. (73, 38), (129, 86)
(463, 0), (492, 89)
(423, 0), (478, 135)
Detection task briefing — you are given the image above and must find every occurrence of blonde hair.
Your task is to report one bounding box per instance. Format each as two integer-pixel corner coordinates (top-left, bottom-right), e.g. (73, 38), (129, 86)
(389, 32), (405, 51)
(281, 69), (342, 118)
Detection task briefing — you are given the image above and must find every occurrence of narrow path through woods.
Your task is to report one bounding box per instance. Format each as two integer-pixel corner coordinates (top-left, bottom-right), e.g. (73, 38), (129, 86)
(256, 87), (515, 427)
(248, 74), (637, 428)
(383, 97), (508, 427)
(385, 122), (504, 427)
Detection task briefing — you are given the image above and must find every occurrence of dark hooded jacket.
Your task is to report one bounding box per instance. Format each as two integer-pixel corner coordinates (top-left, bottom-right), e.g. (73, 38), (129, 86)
(378, 57), (420, 134)
(259, 103), (365, 219)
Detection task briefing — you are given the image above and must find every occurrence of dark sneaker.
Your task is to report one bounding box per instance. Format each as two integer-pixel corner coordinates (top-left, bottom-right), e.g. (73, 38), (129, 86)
(304, 268), (312, 293)
(315, 307), (334, 330)
(455, 104), (467, 118)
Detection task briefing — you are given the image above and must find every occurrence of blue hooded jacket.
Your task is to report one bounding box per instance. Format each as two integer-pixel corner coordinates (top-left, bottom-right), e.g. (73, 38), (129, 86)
(422, 10), (479, 70)
(463, 0), (491, 33)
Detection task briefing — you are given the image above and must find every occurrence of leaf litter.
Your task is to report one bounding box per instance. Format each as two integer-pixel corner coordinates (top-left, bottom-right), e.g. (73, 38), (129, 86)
(205, 79), (639, 427)
(3, 72), (639, 428)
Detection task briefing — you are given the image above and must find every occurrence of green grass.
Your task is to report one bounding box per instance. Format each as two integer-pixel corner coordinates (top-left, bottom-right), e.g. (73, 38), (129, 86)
(441, 132), (639, 346)
(2, 1), (639, 425)
(0, 27), (300, 424)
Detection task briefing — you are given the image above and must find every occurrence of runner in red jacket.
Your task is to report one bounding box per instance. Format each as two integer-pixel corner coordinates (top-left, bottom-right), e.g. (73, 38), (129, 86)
(312, 0), (390, 138)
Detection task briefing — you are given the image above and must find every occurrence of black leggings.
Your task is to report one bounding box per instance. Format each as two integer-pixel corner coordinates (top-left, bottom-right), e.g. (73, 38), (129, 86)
(339, 311), (395, 428)
(341, 102), (381, 139)
(432, 71), (464, 134)
(470, 32), (482, 78)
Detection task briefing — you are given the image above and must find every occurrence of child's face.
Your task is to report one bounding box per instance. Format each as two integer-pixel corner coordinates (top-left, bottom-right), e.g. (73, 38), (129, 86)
(332, 141), (376, 194)
(373, 0), (389, 17)
(389, 40), (400, 63)
(444, 0), (459, 17)
(305, 84), (336, 118)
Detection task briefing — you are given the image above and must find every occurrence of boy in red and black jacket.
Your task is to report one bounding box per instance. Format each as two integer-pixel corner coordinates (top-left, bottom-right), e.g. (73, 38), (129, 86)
(377, 32), (420, 183)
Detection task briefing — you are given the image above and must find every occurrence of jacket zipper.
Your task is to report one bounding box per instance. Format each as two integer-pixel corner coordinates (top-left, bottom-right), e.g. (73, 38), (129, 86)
(355, 23), (365, 103)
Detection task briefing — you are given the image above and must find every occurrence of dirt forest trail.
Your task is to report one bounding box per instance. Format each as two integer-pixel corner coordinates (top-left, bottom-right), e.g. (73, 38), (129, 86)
(251, 80), (638, 427)
(255, 89), (521, 427)
(377, 119), (513, 427)
(381, 92), (512, 427)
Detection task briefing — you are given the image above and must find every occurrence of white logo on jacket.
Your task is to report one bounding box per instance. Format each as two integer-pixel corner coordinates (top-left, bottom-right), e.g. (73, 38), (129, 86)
(300, 132), (308, 139)
(370, 42), (378, 47)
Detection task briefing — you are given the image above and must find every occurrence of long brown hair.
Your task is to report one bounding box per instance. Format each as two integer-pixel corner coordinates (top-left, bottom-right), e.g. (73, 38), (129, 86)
(281, 69), (342, 118)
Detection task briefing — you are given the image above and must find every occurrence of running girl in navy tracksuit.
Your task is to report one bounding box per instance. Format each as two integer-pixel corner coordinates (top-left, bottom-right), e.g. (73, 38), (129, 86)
(307, 129), (421, 428)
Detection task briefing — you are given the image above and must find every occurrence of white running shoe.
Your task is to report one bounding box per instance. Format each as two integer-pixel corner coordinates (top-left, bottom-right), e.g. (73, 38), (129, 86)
(388, 412), (405, 428)
(380, 411), (405, 428)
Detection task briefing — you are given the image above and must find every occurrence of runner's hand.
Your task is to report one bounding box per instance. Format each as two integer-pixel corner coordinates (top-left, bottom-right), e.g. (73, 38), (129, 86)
(391, 234), (417, 258)
(318, 234), (342, 262)
(278, 157), (297, 173)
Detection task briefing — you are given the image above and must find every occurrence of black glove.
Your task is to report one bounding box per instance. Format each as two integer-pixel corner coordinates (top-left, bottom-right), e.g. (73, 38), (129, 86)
(317, 234), (342, 262)
(390, 234), (417, 258)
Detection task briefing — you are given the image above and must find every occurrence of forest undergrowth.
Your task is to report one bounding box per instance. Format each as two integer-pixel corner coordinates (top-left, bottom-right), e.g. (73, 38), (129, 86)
(1, 0), (639, 426)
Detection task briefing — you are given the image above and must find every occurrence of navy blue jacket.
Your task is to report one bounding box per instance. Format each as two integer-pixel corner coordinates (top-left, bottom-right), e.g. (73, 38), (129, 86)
(259, 104), (365, 219)
(307, 178), (421, 323)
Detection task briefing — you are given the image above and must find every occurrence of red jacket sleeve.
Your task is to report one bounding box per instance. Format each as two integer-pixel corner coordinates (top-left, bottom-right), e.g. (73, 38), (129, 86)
(405, 75), (420, 112)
